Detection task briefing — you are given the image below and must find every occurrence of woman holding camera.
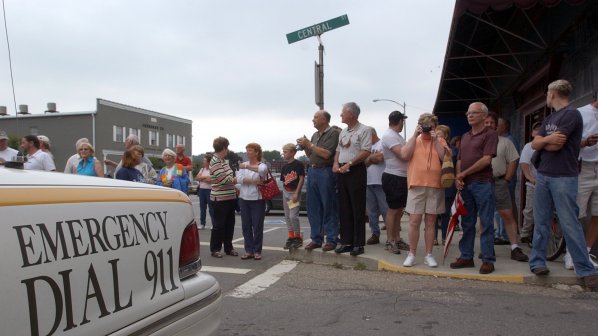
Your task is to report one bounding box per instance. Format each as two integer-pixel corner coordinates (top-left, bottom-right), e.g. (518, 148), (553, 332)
(400, 113), (450, 267)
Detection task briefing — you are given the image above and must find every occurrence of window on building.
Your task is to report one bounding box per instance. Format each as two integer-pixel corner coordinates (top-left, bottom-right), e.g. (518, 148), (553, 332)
(176, 135), (183, 146)
(166, 133), (175, 148)
(149, 130), (159, 147)
(113, 125), (126, 142)
(129, 128), (141, 142)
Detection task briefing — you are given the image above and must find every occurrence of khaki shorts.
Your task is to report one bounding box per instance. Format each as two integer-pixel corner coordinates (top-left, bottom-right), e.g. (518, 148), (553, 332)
(493, 179), (512, 210)
(577, 161), (598, 218)
(405, 186), (445, 215)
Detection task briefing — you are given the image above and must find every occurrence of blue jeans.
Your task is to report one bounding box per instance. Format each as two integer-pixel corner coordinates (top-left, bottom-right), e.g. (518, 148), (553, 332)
(239, 199), (265, 254)
(307, 167), (339, 245)
(494, 211), (509, 241)
(530, 173), (597, 277)
(198, 188), (214, 226)
(366, 184), (388, 236)
(459, 182), (496, 263)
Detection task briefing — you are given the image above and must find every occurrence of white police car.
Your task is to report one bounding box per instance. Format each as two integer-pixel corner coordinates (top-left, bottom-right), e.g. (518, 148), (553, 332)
(0, 167), (221, 336)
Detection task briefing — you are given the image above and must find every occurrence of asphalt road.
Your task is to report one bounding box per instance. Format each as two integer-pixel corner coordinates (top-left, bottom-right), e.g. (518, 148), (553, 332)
(189, 196), (598, 336)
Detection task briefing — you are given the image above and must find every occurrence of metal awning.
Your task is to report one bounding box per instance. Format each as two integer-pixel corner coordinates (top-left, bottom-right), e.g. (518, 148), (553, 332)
(433, 0), (593, 117)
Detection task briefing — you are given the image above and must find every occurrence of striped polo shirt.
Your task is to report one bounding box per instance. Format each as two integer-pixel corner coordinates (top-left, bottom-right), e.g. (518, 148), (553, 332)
(209, 155), (236, 201)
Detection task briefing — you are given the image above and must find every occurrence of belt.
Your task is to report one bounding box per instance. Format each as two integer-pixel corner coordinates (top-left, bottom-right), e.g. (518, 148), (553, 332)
(310, 163), (331, 168)
(339, 162), (365, 167)
(495, 175), (506, 180)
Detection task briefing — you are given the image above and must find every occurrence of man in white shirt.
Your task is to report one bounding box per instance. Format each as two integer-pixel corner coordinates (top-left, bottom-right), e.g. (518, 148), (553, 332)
(577, 92), (598, 269)
(20, 135), (56, 171)
(0, 130), (18, 165)
(519, 122), (541, 244)
(365, 127), (388, 245)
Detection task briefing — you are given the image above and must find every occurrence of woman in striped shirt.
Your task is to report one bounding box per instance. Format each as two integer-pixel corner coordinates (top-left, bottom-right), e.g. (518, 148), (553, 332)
(209, 137), (239, 258)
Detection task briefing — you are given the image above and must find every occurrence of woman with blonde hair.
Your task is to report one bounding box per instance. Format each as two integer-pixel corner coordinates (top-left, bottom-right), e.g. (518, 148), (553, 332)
(237, 142), (269, 260)
(73, 142), (104, 177)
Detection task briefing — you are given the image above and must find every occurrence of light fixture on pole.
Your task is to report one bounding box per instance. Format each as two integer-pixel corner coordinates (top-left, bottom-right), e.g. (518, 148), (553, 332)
(373, 98), (407, 138)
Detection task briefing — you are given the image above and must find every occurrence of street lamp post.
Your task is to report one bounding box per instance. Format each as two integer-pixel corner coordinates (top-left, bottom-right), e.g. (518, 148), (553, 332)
(373, 98), (407, 138)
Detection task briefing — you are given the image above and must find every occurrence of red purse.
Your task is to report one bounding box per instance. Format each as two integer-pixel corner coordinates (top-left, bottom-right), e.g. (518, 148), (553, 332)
(259, 168), (281, 200)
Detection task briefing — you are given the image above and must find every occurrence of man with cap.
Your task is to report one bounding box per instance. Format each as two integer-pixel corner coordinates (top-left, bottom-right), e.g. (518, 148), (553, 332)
(0, 130), (18, 165)
(380, 110), (411, 254)
(37, 135), (53, 159)
(20, 135), (56, 171)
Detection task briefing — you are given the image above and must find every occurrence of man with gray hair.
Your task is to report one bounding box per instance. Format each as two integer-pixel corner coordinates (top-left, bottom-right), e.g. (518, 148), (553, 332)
(333, 102), (372, 256)
(529, 79), (598, 290)
(450, 102), (498, 274)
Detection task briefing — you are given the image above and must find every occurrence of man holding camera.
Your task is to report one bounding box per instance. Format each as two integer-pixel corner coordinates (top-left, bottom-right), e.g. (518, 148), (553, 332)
(297, 110), (341, 252)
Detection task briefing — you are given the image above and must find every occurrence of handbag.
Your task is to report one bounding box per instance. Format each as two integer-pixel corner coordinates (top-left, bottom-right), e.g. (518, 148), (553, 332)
(440, 153), (455, 188)
(258, 168), (281, 200)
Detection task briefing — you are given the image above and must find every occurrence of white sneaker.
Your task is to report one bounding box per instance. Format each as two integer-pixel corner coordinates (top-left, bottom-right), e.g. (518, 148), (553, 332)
(564, 252), (574, 270)
(403, 253), (416, 267)
(589, 255), (598, 269)
(424, 254), (438, 268)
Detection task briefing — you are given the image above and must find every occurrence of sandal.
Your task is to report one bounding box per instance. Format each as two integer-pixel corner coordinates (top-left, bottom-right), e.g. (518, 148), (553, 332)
(254, 253), (262, 260)
(211, 251), (223, 258)
(240, 254), (254, 260)
(226, 249), (239, 256)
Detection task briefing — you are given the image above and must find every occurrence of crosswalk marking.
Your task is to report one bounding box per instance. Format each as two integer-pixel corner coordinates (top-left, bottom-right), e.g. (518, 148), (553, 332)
(227, 260), (299, 298)
(201, 266), (252, 274)
(231, 227), (280, 243)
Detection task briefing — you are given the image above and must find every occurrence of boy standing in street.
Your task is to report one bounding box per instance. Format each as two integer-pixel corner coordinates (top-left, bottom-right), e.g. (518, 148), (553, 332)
(281, 143), (305, 249)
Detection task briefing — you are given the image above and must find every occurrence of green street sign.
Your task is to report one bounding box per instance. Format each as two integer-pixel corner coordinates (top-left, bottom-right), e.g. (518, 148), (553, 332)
(286, 14), (350, 44)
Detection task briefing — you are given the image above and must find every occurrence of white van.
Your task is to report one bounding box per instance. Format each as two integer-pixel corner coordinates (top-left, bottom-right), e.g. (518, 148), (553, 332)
(0, 167), (221, 336)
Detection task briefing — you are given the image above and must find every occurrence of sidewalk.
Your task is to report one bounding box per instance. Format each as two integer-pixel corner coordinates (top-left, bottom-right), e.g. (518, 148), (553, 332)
(288, 218), (583, 287)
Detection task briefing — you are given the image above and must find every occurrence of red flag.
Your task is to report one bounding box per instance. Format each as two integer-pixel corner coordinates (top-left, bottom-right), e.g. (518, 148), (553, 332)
(443, 191), (467, 264)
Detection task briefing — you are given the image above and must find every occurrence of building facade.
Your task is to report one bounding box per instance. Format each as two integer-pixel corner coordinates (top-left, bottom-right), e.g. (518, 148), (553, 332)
(0, 98), (192, 174)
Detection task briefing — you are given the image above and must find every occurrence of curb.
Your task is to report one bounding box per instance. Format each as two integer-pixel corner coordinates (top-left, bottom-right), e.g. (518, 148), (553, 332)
(288, 248), (584, 287)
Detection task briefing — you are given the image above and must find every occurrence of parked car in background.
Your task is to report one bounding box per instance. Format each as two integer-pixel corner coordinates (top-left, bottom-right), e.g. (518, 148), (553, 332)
(0, 167), (221, 336)
(265, 177), (307, 214)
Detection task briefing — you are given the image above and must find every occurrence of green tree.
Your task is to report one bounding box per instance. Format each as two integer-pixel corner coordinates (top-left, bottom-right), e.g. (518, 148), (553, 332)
(263, 150), (281, 161)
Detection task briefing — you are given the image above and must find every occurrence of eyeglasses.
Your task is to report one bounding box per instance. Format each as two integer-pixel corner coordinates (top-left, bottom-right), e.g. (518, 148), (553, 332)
(465, 110), (484, 117)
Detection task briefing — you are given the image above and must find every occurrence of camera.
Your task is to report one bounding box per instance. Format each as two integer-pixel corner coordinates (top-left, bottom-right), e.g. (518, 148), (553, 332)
(421, 124), (433, 133)
(295, 144), (305, 151)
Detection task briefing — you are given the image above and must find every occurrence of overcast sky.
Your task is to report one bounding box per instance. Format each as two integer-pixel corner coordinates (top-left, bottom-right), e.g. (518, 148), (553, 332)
(1, 0), (455, 155)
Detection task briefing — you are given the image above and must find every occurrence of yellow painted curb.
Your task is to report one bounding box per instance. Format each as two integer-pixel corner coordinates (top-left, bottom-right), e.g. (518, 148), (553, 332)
(378, 259), (525, 284)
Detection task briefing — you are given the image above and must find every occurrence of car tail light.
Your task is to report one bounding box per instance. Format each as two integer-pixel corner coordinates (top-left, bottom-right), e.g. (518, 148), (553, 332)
(179, 221), (201, 279)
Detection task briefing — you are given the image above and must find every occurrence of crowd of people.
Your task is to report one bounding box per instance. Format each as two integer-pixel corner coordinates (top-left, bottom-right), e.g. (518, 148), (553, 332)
(1, 79), (597, 289)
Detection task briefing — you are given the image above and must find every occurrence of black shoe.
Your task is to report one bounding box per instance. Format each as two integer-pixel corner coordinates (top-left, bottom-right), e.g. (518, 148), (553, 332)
(335, 244), (353, 254)
(510, 247), (529, 262)
(531, 267), (550, 276)
(291, 237), (303, 249)
(494, 238), (510, 245)
(350, 246), (364, 256)
(283, 238), (293, 250)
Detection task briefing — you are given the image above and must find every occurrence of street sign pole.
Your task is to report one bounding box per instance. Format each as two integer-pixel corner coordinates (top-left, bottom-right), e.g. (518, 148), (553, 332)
(287, 15), (349, 110)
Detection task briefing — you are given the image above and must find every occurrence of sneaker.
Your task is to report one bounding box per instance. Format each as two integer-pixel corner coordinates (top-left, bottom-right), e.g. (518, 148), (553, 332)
(385, 241), (392, 250)
(403, 253), (416, 267)
(589, 253), (598, 269)
(366, 234), (380, 245)
(291, 237), (303, 249)
(424, 254), (438, 267)
(494, 237), (510, 245)
(510, 247), (529, 262)
(388, 241), (401, 255)
(395, 239), (410, 251)
(283, 238), (293, 250)
(564, 252), (574, 270)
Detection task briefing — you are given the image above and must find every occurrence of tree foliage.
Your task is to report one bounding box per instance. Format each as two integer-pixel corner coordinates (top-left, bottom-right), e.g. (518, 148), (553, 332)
(263, 150), (282, 161)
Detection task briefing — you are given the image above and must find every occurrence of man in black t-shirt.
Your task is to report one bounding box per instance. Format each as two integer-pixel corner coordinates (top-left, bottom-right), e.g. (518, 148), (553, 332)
(280, 144), (305, 249)
(529, 79), (598, 290)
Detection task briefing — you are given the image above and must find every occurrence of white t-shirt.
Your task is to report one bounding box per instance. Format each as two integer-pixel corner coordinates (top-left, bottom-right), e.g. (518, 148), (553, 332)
(579, 103), (598, 162)
(24, 149), (56, 171)
(366, 140), (385, 185)
(519, 142), (536, 188)
(64, 153), (79, 173)
(0, 147), (18, 163)
(381, 128), (408, 177)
